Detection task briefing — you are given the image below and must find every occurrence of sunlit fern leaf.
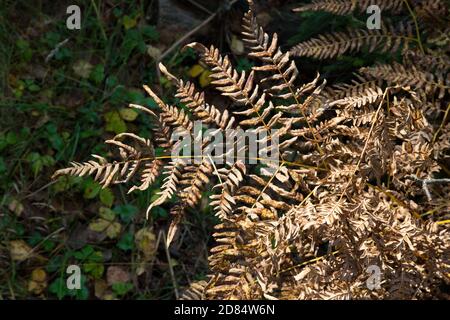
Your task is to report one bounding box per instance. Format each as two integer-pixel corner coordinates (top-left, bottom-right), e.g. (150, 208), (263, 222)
(52, 130), (157, 189)
(179, 158), (214, 208)
(144, 160), (185, 217)
(290, 22), (415, 59)
(159, 63), (237, 130)
(360, 62), (450, 99)
(325, 79), (384, 109)
(185, 42), (272, 129)
(292, 0), (404, 16)
(210, 160), (246, 219)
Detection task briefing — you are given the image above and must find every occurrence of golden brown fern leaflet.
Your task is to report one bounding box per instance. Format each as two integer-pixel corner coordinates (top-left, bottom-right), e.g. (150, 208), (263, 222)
(210, 160), (246, 219)
(324, 79), (385, 110)
(178, 157), (214, 208)
(415, 0), (449, 29)
(142, 81), (218, 210)
(292, 0), (404, 16)
(185, 42), (272, 131)
(52, 128), (161, 191)
(180, 280), (209, 300)
(360, 62), (450, 99)
(159, 63), (237, 130)
(145, 160), (185, 218)
(241, 4), (327, 154)
(143, 85), (194, 134)
(290, 23), (416, 60)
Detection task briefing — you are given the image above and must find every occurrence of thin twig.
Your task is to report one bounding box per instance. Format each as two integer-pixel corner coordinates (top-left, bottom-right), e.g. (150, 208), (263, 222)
(403, 0), (425, 54)
(406, 175), (450, 201)
(185, 0), (213, 15)
(163, 230), (179, 299)
(156, 0), (239, 65)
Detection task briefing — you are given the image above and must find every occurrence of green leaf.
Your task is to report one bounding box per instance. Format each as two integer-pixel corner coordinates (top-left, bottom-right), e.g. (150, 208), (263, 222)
(49, 277), (68, 299)
(49, 276), (89, 300)
(100, 188), (115, 207)
(122, 15), (137, 30)
(27, 83), (40, 92)
(84, 251), (104, 278)
(152, 206), (168, 219)
(141, 25), (159, 41)
(105, 110), (127, 134)
(73, 245), (95, 260)
(99, 207), (115, 221)
(89, 207), (122, 239)
(0, 157), (6, 175)
(46, 255), (63, 273)
(114, 204), (138, 223)
(119, 108), (138, 121)
(26, 152), (55, 177)
(117, 232), (134, 251)
(83, 179), (101, 199)
(112, 282), (133, 296)
(90, 64), (105, 84)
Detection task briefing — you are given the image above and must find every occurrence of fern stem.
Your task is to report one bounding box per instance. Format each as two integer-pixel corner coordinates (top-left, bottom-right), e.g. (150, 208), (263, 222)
(337, 87), (389, 202)
(251, 161), (285, 209)
(403, 0), (425, 54)
(432, 103), (450, 144)
(278, 250), (339, 275)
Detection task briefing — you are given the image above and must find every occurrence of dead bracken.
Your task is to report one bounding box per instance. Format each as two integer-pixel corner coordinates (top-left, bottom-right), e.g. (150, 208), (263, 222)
(53, 0), (450, 300)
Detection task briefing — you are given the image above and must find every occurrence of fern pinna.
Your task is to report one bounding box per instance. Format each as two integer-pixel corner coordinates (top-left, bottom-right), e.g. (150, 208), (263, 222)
(54, 0), (450, 299)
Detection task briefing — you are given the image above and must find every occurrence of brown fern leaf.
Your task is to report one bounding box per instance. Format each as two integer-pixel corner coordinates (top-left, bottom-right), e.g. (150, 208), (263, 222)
(293, 0), (404, 15)
(159, 63), (236, 130)
(185, 42), (271, 128)
(325, 78), (384, 109)
(179, 158), (214, 208)
(52, 156), (132, 188)
(210, 160), (246, 219)
(416, 0), (449, 29)
(52, 131), (157, 189)
(242, 2), (327, 114)
(180, 280), (209, 300)
(145, 160), (185, 217)
(360, 62), (450, 98)
(290, 22), (414, 59)
(143, 85), (193, 133)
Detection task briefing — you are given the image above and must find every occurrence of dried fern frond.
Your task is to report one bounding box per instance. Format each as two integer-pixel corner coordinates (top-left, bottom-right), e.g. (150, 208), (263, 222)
(360, 62), (450, 99)
(159, 63), (236, 130)
(210, 160), (247, 219)
(52, 0), (450, 301)
(324, 78), (384, 109)
(52, 129), (158, 190)
(290, 22), (415, 59)
(292, 0), (404, 15)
